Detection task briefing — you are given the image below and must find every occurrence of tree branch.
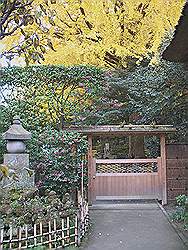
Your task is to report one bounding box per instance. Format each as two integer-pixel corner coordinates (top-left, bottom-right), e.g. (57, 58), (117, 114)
(0, 0), (16, 26)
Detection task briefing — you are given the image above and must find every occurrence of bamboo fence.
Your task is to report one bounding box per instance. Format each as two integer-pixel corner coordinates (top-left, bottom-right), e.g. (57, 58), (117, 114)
(0, 198), (89, 249)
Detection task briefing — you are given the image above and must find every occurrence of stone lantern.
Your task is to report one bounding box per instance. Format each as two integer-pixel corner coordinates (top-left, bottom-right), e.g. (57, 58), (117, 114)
(3, 116), (31, 153)
(2, 116), (34, 188)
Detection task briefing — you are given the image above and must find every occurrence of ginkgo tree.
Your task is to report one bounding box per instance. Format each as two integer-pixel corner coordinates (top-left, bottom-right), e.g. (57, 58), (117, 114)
(1, 0), (186, 67)
(0, 64), (105, 129)
(43, 0), (186, 67)
(0, 0), (57, 64)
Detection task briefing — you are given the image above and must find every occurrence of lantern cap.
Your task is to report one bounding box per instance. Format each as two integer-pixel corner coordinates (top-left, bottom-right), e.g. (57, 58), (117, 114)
(2, 116), (31, 140)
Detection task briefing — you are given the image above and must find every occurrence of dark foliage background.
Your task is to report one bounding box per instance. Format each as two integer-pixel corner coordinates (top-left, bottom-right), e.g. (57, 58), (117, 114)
(87, 60), (188, 142)
(0, 62), (187, 192)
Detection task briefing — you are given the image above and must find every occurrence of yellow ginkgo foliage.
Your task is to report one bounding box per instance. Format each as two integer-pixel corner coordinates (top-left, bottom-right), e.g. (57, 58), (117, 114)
(0, 165), (9, 180)
(43, 0), (186, 67)
(1, 0), (186, 67)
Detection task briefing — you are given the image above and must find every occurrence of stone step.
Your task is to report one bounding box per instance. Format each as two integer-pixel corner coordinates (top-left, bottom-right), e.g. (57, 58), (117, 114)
(90, 201), (160, 210)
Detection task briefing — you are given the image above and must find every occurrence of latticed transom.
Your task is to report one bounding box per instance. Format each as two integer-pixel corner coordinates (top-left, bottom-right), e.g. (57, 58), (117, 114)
(97, 162), (158, 173)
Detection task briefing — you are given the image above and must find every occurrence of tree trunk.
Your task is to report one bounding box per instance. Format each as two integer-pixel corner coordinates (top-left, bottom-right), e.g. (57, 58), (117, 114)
(128, 136), (145, 158)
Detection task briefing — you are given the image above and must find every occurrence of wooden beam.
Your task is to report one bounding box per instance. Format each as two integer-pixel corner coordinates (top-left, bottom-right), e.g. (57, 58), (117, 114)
(96, 173), (158, 176)
(160, 135), (167, 205)
(96, 158), (158, 164)
(64, 125), (176, 136)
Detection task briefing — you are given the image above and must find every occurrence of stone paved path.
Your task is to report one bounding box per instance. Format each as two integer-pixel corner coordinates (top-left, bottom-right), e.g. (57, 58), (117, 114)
(80, 201), (187, 250)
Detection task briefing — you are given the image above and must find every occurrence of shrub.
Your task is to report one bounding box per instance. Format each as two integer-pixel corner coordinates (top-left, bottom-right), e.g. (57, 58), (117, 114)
(176, 194), (187, 206)
(28, 127), (88, 199)
(0, 188), (75, 227)
(171, 194), (188, 230)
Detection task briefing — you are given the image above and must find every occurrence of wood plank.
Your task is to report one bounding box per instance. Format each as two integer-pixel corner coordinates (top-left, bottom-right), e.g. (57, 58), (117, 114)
(65, 125), (176, 136)
(95, 174), (160, 199)
(96, 173), (158, 176)
(96, 158), (158, 164)
(168, 179), (187, 189)
(167, 159), (188, 168)
(167, 168), (187, 181)
(166, 144), (188, 159)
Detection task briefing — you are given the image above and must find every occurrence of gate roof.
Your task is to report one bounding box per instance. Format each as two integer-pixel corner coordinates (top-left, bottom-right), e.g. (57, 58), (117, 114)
(64, 125), (176, 136)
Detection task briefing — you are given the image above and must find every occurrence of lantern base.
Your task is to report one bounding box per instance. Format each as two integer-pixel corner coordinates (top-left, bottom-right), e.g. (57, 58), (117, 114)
(3, 154), (34, 188)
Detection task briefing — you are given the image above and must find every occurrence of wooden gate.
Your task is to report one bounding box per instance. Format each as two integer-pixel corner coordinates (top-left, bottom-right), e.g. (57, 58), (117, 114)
(92, 158), (163, 201)
(66, 125), (175, 205)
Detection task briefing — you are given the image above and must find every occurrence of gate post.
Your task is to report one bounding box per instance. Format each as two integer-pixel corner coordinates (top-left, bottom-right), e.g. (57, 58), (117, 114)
(157, 157), (162, 201)
(92, 158), (96, 203)
(160, 135), (167, 205)
(88, 135), (93, 205)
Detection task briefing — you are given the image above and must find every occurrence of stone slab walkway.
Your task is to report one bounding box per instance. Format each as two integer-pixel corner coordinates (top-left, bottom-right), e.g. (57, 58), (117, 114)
(80, 201), (187, 250)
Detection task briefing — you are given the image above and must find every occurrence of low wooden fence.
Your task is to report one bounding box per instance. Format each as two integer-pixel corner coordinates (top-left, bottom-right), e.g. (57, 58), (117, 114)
(0, 198), (89, 249)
